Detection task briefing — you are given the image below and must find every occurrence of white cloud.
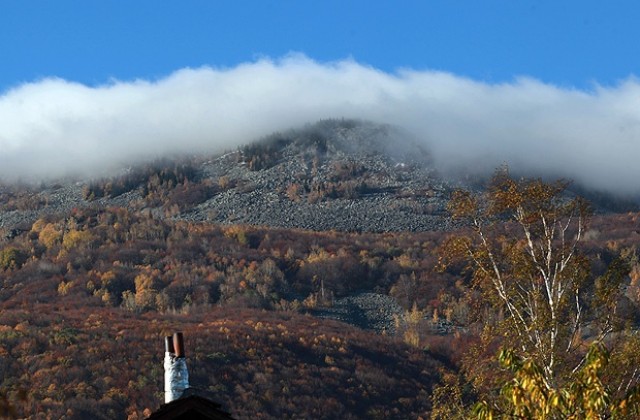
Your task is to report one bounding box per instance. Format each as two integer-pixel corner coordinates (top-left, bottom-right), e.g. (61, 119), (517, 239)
(1, 55), (639, 196)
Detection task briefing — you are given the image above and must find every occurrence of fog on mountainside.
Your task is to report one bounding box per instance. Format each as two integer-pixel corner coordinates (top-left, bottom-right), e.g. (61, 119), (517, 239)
(1, 55), (640, 198)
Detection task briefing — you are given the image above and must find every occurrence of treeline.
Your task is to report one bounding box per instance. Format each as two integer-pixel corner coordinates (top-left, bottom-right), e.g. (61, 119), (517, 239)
(83, 159), (199, 200)
(240, 120), (341, 172)
(0, 183), (48, 212)
(240, 134), (292, 171)
(81, 159), (236, 213)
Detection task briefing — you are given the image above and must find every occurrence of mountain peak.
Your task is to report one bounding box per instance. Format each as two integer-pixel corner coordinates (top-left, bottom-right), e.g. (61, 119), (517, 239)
(187, 119), (451, 232)
(240, 119), (432, 172)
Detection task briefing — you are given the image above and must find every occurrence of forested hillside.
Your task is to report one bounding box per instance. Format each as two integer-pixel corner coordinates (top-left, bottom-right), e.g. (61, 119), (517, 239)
(1, 121), (640, 418)
(0, 202), (638, 417)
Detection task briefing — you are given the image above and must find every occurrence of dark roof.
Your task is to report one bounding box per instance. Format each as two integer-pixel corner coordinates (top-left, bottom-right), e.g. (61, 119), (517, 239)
(145, 395), (235, 420)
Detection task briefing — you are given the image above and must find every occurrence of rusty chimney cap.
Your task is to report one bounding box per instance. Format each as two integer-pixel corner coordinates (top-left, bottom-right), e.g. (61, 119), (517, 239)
(173, 332), (185, 358)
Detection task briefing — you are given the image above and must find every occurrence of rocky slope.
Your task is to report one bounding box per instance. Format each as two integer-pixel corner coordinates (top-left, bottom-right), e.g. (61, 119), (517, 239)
(1, 119), (458, 233)
(309, 292), (405, 334)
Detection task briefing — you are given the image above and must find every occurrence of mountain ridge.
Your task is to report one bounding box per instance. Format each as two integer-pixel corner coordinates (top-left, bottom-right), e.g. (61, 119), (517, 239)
(1, 119), (458, 233)
(1, 118), (637, 236)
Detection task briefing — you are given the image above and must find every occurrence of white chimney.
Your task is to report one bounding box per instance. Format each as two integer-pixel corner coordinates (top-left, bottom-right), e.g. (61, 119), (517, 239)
(164, 332), (190, 403)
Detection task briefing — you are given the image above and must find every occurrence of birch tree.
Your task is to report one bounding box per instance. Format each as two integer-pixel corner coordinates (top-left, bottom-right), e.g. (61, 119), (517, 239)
(435, 169), (640, 417)
(440, 168), (597, 386)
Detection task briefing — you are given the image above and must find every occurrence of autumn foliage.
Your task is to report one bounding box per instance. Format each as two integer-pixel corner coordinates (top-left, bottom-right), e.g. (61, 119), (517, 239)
(1, 169), (640, 418)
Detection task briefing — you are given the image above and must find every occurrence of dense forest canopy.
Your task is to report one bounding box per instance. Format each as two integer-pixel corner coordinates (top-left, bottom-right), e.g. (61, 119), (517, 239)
(0, 199), (638, 417)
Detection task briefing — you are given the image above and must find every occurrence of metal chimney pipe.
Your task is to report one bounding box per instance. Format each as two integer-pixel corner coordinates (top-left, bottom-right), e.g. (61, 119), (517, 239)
(173, 332), (185, 358)
(164, 332), (190, 403)
(164, 336), (175, 354)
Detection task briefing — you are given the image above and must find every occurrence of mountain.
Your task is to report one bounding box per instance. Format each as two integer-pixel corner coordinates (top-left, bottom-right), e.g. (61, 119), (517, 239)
(186, 119), (460, 231)
(0, 121), (459, 418)
(1, 119), (640, 418)
(3, 118), (636, 236)
(1, 119), (459, 234)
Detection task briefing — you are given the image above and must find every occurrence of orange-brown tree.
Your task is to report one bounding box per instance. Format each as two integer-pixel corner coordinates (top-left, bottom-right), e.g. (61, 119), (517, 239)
(436, 168), (640, 417)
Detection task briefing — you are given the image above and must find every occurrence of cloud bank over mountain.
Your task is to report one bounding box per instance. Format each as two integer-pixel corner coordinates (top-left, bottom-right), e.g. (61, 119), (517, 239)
(1, 55), (639, 195)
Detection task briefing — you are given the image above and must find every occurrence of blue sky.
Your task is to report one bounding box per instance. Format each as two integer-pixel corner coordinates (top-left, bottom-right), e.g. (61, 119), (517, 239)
(1, 1), (638, 90)
(2, 1), (640, 195)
